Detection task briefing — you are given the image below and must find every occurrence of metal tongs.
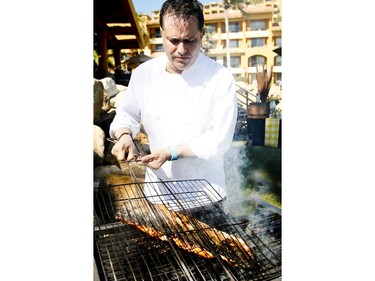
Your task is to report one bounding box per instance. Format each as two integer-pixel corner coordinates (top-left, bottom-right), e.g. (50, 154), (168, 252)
(106, 137), (145, 163)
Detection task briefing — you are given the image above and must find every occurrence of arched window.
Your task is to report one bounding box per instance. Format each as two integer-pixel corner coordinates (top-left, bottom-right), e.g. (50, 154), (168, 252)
(249, 55), (266, 67)
(274, 56), (282, 66)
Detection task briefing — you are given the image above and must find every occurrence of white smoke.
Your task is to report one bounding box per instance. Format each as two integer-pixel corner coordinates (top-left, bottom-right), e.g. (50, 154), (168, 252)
(224, 140), (252, 211)
(224, 140), (281, 262)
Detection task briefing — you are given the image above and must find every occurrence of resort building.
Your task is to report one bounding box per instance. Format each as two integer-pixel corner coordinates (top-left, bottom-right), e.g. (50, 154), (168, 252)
(142, 0), (282, 86)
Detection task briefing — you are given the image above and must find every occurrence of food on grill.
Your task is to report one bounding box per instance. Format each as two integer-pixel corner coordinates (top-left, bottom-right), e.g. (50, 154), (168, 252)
(115, 198), (257, 269)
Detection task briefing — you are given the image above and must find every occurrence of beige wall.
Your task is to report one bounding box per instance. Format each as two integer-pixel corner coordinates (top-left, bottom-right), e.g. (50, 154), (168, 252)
(144, 0), (282, 85)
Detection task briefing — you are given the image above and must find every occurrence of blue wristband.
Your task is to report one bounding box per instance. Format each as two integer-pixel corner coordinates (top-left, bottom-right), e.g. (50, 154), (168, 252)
(168, 147), (178, 161)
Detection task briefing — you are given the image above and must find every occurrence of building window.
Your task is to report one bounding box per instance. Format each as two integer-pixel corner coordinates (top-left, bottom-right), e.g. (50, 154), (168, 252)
(249, 55), (266, 67)
(275, 56), (282, 66)
(228, 22), (240, 32)
(229, 39), (239, 48)
(155, 44), (164, 52)
(224, 56), (241, 68)
(250, 38), (265, 47)
(275, 73), (282, 85)
(250, 73), (257, 84)
(205, 24), (216, 33)
(232, 56), (241, 68)
(275, 37), (282, 46)
(154, 28), (161, 38)
(250, 20), (266, 31)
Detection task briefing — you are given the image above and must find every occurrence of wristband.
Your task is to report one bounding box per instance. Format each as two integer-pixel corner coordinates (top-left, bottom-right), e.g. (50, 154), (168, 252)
(168, 147), (178, 161)
(117, 132), (131, 141)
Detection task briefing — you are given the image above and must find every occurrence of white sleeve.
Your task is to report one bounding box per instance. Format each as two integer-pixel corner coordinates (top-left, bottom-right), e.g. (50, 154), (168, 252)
(109, 74), (141, 139)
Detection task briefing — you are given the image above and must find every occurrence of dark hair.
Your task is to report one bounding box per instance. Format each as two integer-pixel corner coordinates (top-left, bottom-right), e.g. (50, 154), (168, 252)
(159, 0), (204, 30)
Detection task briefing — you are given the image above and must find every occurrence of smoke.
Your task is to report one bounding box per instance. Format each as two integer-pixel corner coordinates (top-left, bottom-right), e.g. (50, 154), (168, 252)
(223, 140), (269, 215)
(224, 140), (252, 211)
(224, 140), (281, 212)
(224, 141), (282, 262)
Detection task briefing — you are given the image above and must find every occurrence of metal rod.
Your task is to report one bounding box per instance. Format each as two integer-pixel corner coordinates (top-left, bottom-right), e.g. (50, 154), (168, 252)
(94, 166), (281, 280)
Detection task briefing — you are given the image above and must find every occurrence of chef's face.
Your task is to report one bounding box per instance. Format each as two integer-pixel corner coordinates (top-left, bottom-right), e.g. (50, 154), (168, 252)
(160, 14), (204, 74)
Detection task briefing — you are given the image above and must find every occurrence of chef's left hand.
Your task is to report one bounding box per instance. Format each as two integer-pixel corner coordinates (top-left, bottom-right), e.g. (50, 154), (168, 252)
(141, 148), (171, 169)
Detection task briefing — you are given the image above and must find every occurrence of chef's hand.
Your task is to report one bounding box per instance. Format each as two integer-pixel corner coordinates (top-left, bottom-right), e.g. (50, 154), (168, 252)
(141, 148), (171, 170)
(111, 134), (138, 161)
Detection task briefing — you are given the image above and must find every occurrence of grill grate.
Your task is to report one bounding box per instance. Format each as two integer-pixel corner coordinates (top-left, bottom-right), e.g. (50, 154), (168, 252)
(94, 179), (281, 281)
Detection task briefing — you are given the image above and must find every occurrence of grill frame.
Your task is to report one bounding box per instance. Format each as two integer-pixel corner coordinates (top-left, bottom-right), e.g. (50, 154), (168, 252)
(94, 180), (281, 281)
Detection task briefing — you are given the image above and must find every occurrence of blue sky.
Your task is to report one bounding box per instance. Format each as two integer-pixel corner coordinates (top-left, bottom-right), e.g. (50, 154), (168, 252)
(133, 0), (220, 17)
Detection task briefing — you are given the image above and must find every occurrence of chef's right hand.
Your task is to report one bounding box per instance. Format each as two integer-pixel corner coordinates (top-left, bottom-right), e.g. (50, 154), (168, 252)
(111, 134), (138, 161)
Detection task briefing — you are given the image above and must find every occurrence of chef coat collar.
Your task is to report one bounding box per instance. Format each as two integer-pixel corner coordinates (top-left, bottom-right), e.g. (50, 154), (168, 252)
(161, 53), (204, 75)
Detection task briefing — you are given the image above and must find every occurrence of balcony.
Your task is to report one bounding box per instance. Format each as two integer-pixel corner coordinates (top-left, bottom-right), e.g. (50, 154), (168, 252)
(219, 32), (244, 40)
(245, 30), (270, 38)
(149, 37), (163, 45)
(230, 67), (243, 75)
(208, 47), (245, 56)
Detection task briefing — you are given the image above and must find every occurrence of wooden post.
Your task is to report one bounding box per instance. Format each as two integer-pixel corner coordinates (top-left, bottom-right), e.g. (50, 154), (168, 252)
(113, 47), (121, 68)
(98, 30), (108, 77)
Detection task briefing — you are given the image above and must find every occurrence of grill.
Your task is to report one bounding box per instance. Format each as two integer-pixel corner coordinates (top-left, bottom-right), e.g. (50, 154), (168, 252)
(94, 167), (281, 281)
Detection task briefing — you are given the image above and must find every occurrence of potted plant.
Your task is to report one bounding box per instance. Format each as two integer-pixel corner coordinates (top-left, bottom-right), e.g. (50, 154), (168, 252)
(247, 64), (273, 146)
(248, 64), (273, 119)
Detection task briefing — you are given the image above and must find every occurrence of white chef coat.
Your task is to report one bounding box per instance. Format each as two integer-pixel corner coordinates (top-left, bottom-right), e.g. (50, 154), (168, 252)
(110, 53), (237, 210)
